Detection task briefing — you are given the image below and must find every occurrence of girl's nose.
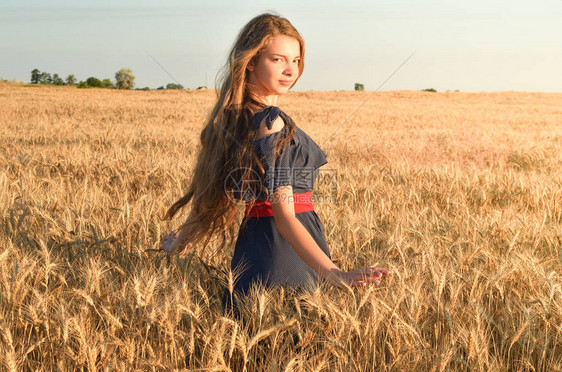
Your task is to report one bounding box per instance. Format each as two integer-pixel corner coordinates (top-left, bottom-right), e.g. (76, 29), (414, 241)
(284, 62), (297, 76)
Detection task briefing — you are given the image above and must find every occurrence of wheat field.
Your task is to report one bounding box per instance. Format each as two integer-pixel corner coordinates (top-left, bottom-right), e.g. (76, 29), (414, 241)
(0, 81), (561, 371)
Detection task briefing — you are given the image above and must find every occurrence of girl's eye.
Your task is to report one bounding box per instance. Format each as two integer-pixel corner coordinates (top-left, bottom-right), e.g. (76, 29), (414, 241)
(273, 58), (300, 64)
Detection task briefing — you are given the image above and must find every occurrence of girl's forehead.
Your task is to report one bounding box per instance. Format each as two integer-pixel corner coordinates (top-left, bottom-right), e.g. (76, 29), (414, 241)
(263, 36), (301, 55)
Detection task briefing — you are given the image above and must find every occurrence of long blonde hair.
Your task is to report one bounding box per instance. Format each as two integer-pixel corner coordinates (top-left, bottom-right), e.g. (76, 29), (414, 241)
(164, 13), (306, 254)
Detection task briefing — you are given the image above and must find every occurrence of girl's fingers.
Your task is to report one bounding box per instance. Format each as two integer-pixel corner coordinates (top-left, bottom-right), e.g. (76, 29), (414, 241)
(352, 279), (380, 287)
(338, 268), (391, 288)
(367, 268), (391, 276)
(162, 232), (177, 242)
(362, 277), (380, 284)
(360, 270), (382, 279)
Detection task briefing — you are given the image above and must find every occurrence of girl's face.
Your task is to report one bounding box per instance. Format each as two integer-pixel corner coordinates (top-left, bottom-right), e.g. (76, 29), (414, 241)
(247, 35), (301, 101)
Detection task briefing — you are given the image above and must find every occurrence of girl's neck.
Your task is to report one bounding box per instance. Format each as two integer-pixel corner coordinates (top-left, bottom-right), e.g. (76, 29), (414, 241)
(246, 88), (279, 108)
(257, 94), (279, 107)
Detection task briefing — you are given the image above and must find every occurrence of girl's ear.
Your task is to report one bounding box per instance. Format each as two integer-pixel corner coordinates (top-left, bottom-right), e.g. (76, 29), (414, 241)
(247, 61), (254, 72)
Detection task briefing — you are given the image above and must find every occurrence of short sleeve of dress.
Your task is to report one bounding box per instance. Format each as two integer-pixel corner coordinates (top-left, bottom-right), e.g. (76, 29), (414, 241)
(252, 106), (328, 197)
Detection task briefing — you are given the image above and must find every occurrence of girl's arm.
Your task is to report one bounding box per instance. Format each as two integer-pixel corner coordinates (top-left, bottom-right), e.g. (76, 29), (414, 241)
(270, 185), (390, 287)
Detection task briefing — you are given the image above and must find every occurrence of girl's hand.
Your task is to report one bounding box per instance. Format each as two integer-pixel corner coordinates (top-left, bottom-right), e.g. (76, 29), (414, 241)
(327, 267), (391, 288)
(159, 231), (178, 254)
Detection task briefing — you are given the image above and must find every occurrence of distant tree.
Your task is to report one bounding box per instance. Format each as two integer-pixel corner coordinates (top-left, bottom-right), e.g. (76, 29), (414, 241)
(354, 83), (364, 91)
(115, 68), (135, 90)
(66, 74), (77, 86)
(39, 72), (52, 84)
(31, 69), (41, 84)
(86, 77), (102, 88)
(52, 74), (65, 86)
(76, 81), (89, 89)
(422, 88), (437, 92)
(157, 86), (165, 90)
(101, 78), (114, 89)
(166, 83), (184, 90)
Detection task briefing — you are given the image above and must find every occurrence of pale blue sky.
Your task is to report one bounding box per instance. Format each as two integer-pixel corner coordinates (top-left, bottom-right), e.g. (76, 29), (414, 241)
(1, 0), (561, 92)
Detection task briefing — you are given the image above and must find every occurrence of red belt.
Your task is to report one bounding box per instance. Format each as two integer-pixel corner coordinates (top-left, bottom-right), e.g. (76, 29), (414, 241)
(244, 191), (314, 218)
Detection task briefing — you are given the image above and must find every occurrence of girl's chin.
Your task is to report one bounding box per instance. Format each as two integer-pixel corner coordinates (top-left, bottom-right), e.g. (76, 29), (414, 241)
(275, 85), (291, 93)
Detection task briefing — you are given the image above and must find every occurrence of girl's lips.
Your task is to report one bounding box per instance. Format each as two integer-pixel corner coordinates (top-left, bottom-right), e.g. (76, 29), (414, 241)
(279, 80), (293, 86)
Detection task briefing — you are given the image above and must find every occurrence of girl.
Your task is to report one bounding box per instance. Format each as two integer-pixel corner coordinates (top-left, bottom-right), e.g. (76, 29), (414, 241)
(159, 13), (390, 310)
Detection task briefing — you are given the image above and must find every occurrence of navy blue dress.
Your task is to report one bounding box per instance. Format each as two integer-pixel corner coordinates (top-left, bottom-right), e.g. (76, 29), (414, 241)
(224, 106), (331, 312)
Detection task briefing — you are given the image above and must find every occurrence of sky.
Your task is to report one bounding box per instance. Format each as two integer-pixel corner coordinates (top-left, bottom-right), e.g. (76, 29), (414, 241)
(1, 0), (561, 92)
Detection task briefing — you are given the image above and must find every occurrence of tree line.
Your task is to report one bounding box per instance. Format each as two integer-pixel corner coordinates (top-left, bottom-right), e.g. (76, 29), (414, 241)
(30, 68), (136, 89)
(28, 68), (207, 91)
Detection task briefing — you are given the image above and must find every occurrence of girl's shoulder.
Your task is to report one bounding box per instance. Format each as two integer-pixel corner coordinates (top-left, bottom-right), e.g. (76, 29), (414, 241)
(252, 106), (292, 136)
(254, 112), (286, 140)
